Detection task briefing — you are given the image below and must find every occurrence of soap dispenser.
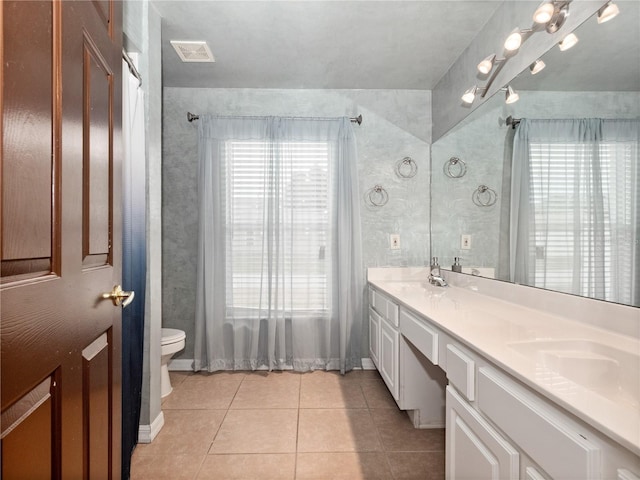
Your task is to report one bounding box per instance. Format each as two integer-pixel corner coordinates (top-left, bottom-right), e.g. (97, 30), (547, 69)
(452, 257), (462, 273)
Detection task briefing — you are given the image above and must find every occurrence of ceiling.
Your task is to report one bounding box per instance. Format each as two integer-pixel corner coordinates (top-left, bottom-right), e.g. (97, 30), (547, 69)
(152, 0), (503, 90)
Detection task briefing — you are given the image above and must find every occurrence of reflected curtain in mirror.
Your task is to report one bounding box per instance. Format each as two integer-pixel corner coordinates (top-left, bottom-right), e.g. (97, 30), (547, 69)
(510, 118), (639, 306)
(194, 115), (364, 373)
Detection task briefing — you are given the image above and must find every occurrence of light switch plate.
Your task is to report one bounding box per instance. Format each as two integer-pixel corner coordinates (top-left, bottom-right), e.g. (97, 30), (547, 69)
(390, 234), (401, 250)
(461, 234), (471, 250)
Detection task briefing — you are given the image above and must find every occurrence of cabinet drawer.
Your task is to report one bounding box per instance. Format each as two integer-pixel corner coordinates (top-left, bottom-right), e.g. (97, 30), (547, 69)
(373, 290), (399, 327)
(400, 308), (438, 364)
(477, 367), (600, 480)
(446, 344), (475, 401)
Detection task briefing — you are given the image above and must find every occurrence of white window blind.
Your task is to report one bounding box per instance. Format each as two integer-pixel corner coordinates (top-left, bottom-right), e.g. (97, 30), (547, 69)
(529, 141), (635, 301)
(222, 140), (333, 316)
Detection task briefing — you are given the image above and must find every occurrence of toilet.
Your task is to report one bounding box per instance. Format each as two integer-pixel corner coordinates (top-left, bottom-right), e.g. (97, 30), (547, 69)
(161, 328), (186, 398)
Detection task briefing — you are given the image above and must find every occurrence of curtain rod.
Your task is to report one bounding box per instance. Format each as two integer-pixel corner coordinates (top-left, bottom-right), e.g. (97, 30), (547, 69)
(122, 49), (142, 87)
(187, 112), (363, 125)
(506, 115), (521, 129)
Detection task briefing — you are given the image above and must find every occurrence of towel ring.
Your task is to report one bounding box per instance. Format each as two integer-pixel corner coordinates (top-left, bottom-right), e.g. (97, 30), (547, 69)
(472, 185), (497, 207)
(367, 185), (389, 207)
(444, 157), (467, 178)
(396, 157), (418, 178)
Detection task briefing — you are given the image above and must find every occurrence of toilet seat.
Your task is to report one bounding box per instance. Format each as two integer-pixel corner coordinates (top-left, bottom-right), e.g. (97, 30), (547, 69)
(162, 328), (186, 345)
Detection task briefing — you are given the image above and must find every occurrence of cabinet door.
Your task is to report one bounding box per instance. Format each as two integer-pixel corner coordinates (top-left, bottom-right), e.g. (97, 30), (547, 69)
(369, 308), (381, 369)
(379, 318), (399, 401)
(447, 386), (519, 480)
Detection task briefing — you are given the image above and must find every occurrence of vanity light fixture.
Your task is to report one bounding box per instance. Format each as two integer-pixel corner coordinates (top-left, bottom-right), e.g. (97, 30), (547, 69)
(533, 1), (556, 24)
(505, 85), (520, 104)
(558, 32), (579, 51)
(529, 59), (546, 75)
(597, 1), (620, 24)
(545, 1), (570, 34)
(477, 54), (505, 75)
(461, 85), (487, 105)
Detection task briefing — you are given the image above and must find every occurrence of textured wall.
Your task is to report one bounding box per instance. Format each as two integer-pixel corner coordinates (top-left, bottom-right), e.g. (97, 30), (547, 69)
(431, 91), (640, 279)
(162, 88), (432, 360)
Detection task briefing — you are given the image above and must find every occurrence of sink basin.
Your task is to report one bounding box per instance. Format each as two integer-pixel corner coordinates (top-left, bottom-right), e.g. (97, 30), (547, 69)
(508, 339), (640, 407)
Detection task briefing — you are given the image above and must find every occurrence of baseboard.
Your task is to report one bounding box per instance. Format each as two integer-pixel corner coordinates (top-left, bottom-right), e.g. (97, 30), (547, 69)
(168, 359), (193, 371)
(170, 358), (376, 371)
(138, 411), (164, 444)
(360, 358), (376, 370)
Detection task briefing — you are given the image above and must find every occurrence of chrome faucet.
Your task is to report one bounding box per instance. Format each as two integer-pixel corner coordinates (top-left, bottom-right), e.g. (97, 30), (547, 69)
(429, 274), (448, 287)
(428, 257), (448, 287)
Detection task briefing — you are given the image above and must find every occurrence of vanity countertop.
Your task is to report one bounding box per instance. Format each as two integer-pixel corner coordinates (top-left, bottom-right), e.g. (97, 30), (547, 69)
(368, 268), (640, 457)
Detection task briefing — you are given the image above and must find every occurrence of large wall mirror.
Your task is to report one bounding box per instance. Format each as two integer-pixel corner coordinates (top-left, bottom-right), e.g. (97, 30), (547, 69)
(431, 2), (639, 307)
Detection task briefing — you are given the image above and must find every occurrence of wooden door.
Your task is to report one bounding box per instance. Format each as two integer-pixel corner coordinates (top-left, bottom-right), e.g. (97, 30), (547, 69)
(1, 0), (123, 478)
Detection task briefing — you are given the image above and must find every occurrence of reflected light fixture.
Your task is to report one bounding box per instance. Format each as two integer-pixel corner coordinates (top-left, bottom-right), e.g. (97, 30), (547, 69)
(529, 59), (546, 75)
(558, 32), (579, 51)
(533, 1), (555, 24)
(597, 1), (620, 24)
(477, 54), (498, 75)
(461, 85), (487, 105)
(504, 28), (524, 51)
(505, 85), (520, 104)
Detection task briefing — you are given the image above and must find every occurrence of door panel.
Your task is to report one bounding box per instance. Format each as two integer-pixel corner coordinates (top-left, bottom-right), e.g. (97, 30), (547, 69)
(1, 0), (56, 281)
(1, 0), (123, 477)
(83, 34), (113, 267)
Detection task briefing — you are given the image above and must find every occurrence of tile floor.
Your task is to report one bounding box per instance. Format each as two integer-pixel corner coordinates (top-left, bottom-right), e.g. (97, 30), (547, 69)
(131, 369), (445, 479)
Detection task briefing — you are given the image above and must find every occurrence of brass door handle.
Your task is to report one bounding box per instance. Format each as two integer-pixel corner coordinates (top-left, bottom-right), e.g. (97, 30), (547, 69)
(102, 285), (135, 308)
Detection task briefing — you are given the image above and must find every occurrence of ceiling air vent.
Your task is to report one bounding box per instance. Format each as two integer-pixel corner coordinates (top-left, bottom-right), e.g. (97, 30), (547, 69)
(170, 41), (215, 63)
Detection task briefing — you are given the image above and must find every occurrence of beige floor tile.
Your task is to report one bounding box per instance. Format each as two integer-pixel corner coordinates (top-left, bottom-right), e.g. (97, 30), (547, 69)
(209, 409), (298, 454)
(361, 379), (398, 409)
(169, 371), (192, 388)
(196, 454), (295, 480)
(386, 451), (446, 479)
(163, 373), (244, 410)
(135, 410), (226, 456)
(300, 380), (367, 408)
(371, 409), (445, 452)
(130, 453), (205, 480)
(346, 369), (386, 383)
(297, 409), (381, 452)
(296, 452), (393, 480)
(230, 378), (300, 409)
(241, 371), (301, 384)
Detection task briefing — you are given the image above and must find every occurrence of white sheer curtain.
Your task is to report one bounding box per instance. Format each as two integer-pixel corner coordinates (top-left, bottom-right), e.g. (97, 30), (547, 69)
(510, 118), (639, 306)
(194, 115), (364, 373)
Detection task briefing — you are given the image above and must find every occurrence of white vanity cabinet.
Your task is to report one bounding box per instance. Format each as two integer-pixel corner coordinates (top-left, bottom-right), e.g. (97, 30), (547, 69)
(368, 286), (447, 427)
(369, 287), (400, 399)
(374, 293), (640, 480)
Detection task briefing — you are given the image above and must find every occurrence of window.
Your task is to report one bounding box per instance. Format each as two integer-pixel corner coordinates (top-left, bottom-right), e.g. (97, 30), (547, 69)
(222, 140), (333, 317)
(529, 140), (635, 301)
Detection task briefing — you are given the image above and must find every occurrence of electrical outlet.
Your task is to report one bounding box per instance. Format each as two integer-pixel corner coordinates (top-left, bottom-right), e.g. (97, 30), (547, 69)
(390, 234), (401, 250)
(461, 234), (471, 250)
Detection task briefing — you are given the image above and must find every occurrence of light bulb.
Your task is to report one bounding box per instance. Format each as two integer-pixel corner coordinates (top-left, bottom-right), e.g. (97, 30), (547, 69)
(597, 2), (620, 24)
(461, 86), (478, 104)
(530, 59), (546, 75)
(558, 33), (578, 51)
(477, 55), (496, 75)
(505, 85), (519, 104)
(504, 28), (523, 51)
(533, 2), (555, 24)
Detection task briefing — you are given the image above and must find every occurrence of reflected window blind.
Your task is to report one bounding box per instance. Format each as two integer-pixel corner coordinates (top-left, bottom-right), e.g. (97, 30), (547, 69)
(529, 141), (634, 301)
(222, 140), (332, 315)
